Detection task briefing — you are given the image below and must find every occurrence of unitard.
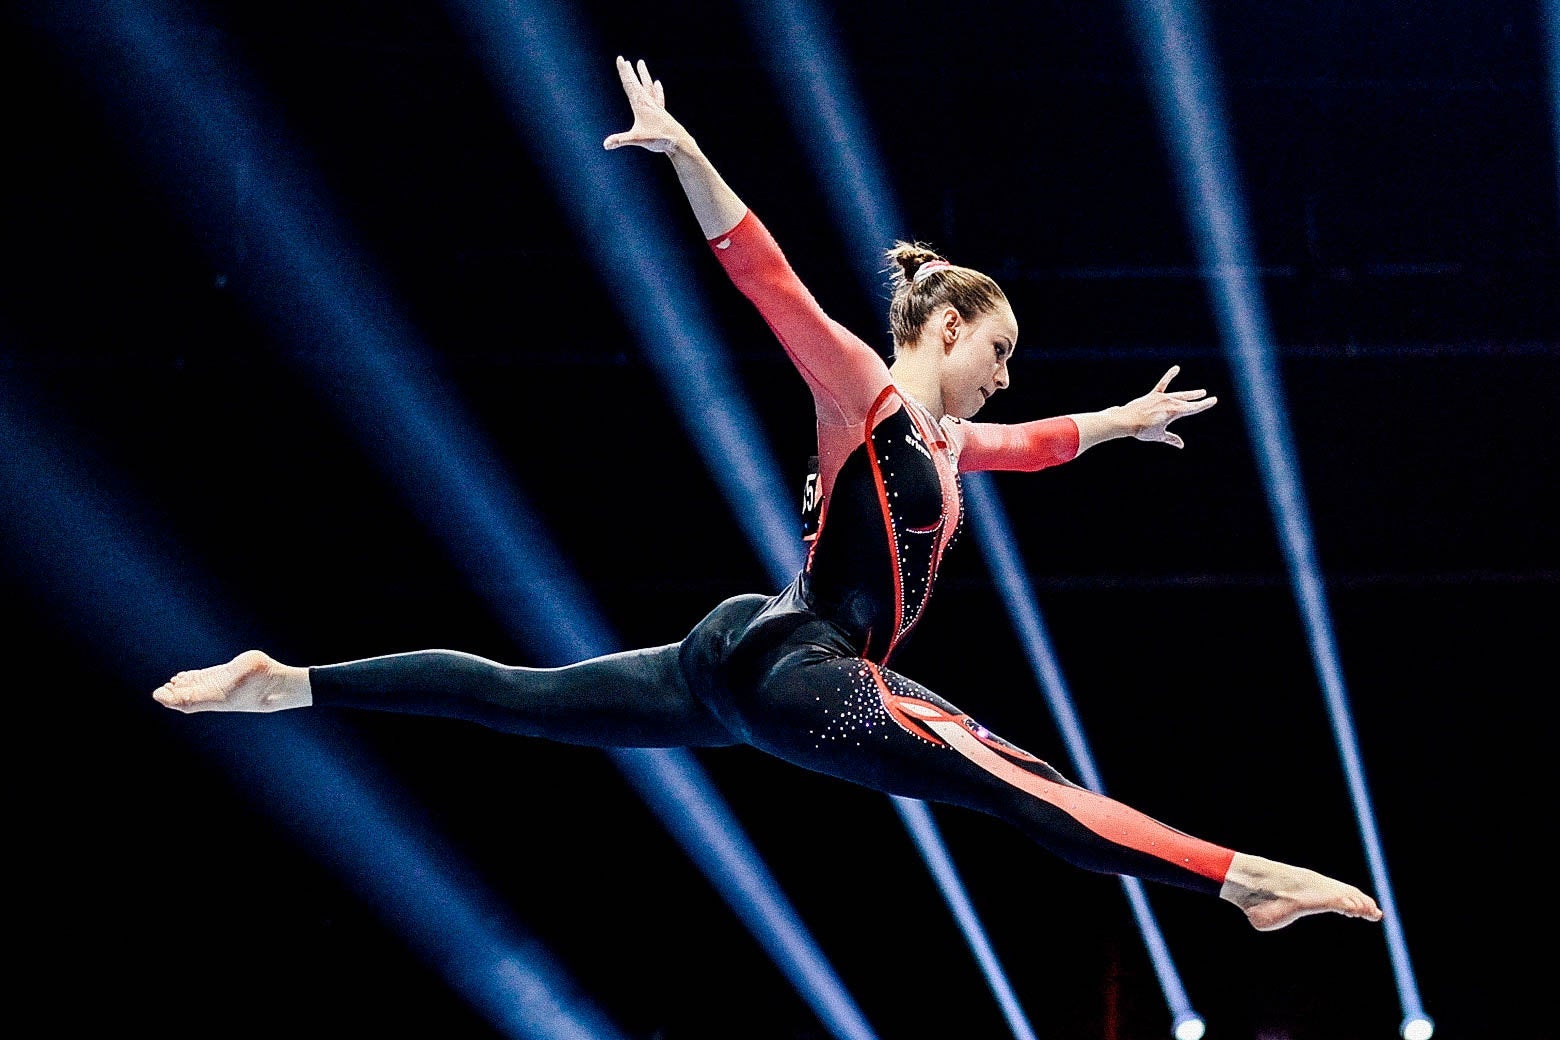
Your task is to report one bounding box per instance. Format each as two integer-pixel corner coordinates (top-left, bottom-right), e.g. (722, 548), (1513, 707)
(311, 209), (1236, 897)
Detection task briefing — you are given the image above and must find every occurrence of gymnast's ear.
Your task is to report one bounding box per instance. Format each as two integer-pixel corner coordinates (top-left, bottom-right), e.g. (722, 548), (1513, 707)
(940, 307), (963, 352)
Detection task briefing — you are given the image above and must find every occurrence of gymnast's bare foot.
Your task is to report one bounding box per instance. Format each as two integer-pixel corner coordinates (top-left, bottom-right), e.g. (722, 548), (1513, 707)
(1220, 853), (1384, 931)
(152, 649), (312, 713)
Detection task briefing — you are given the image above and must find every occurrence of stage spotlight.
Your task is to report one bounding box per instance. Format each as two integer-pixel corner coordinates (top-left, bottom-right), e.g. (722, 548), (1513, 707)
(1119, 0), (1425, 1027)
(1173, 1012), (1206, 1040)
(617, 748), (878, 1040)
(1401, 1014), (1435, 1040)
(966, 474), (1201, 1031)
(892, 798), (1039, 1040)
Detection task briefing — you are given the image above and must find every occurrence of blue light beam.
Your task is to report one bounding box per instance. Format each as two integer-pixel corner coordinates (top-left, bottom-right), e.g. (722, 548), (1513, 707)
(615, 747), (881, 1040)
(1547, 0), (1560, 223)
(741, 0), (902, 306)
(963, 473), (1202, 1038)
(0, 373), (629, 1040)
(890, 797), (1039, 1040)
(1120, 0), (1427, 1033)
(45, 5), (877, 1037)
(444, 0), (805, 587)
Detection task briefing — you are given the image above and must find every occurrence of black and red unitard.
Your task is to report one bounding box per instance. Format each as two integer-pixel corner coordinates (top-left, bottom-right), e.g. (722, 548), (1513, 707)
(312, 209), (1235, 895)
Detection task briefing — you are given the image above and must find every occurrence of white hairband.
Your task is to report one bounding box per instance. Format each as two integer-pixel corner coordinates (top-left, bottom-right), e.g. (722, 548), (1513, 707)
(912, 259), (952, 283)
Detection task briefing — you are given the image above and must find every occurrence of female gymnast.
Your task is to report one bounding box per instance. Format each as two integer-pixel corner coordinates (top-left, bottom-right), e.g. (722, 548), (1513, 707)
(154, 56), (1382, 933)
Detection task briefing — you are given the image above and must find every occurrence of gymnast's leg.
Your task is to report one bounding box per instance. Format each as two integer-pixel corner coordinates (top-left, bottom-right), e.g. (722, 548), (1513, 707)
(151, 643), (740, 749)
(730, 643), (1381, 930)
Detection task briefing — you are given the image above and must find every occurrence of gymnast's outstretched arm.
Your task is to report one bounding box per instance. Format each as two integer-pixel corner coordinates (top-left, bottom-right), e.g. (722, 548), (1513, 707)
(604, 55), (890, 429)
(602, 55), (745, 239)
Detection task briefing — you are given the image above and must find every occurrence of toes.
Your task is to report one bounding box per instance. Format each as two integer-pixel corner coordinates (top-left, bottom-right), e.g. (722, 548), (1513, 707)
(153, 678), (201, 710)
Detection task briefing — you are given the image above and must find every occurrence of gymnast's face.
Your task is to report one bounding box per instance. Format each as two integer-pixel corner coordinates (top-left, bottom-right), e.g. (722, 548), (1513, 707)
(942, 302), (1018, 420)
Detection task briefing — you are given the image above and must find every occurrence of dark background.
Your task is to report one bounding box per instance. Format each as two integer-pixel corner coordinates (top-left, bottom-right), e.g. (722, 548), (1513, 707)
(6, 1), (1555, 1038)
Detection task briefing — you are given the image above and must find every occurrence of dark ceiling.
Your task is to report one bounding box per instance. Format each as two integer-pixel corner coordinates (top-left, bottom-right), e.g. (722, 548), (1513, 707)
(6, 1), (1555, 1038)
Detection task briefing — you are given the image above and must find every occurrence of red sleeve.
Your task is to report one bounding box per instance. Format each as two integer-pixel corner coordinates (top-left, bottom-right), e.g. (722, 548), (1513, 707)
(945, 416), (1081, 473)
(709, 210), (890, 426)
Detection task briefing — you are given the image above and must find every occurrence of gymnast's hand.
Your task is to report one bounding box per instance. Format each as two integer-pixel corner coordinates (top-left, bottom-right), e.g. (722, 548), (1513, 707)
(1116, 365), (1217, 449)
(603, 56), (688, 154)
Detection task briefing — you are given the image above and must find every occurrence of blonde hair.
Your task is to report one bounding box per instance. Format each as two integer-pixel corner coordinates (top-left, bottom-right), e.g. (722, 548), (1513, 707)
(882, 241), (1007, 353)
